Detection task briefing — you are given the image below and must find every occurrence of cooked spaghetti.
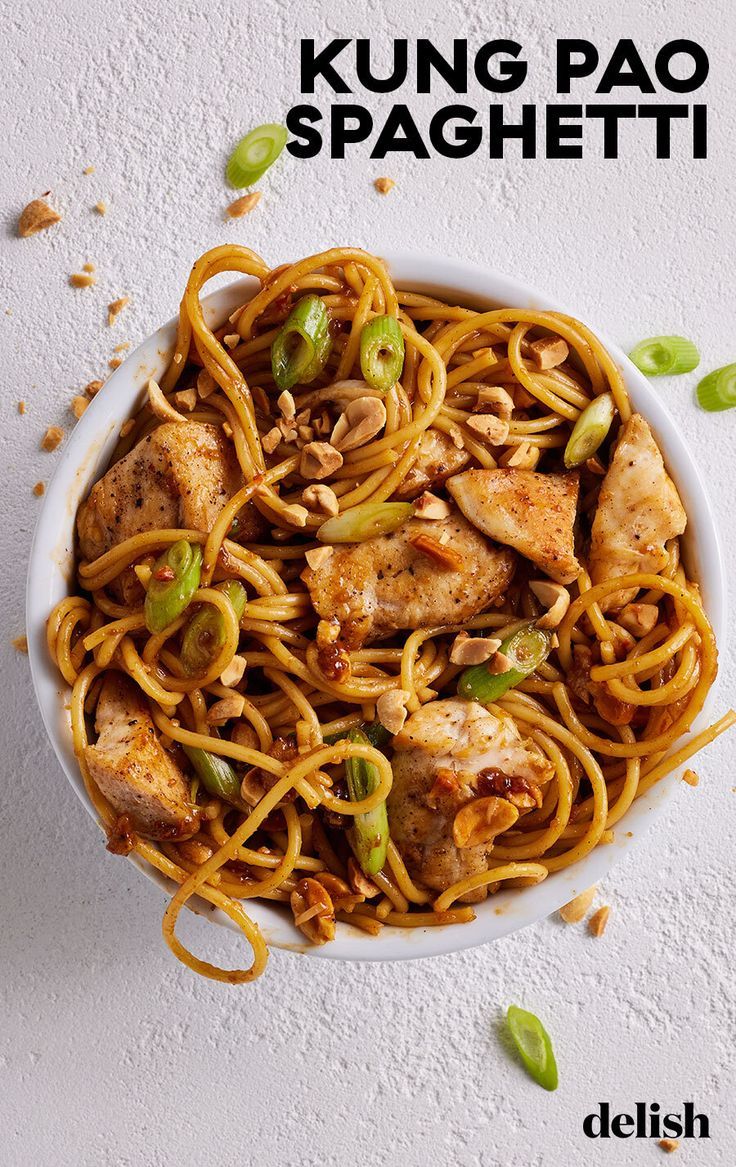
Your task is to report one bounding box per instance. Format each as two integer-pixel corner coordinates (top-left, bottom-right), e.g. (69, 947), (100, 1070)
(48, 245), (734, 984)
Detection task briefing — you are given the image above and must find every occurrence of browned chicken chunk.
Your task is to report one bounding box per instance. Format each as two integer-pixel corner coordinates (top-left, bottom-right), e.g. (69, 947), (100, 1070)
(84, 673), (198, 840)
(77, 421), (263, 563)
(589, 413), (687, 610)
(394, 429), (470, 500)
(447, 467), (581, 584)
(302, 507), (515, 644)
(388, 699), (555, 901)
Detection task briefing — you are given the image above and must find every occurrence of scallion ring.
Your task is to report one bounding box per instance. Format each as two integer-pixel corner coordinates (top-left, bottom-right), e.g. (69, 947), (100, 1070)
(696, 364), (736, 412)
(271, 294), (332, 391)
(563, 391), (615, 468)
(628, 336), (700, 377)
(360, 315), (405, 393)
(225, 124), (288, 188)
(506, 1005), (559, 1091)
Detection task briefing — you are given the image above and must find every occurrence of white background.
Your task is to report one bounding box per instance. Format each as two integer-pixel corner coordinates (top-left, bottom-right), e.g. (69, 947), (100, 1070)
(1, 1), (735, 1164)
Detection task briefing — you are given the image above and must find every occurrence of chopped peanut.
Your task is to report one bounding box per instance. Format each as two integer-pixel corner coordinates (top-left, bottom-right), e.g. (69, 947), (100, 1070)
(658, 1139), (679, 1153)
(18, 401), (26, 415)
(529, 335), (569, 369)
(409, 533), (464, 571)
(449, 632), (502, 666)
(207, 694), (246, 724)
(69, 272), (96, 288)
(173, 388), (197, 412)
(262, 427), (282, 454)
(197, 369), (217, 399)
(499, 441), (540, 469)
(304, 545), (334, 570)
(448, 425), (465, 449)
(32, 481), (45, 497)
(18, 198), (61, 237)
(414, 490), (452, 520)
(107, 296), (129, 325)
(223, 333), (240, 350)
(453, 796), (519, 848)
(558, 886), (597, 923)
(588, 905), (610, 937)
(83, 165), (95, 175)
(41, 426), (64, 452)
(314, 871), (363, 912)
(682, 769), (699, 787)
(280, 504), (309, 528)
(94, 201), (107, 215)
(529, 580), (571, 630)
(82, 262), (96, 273)
(71, 395), (89, 419)
(147, 378), (186, 423)
(617, 602), (659, 638)
(219, 654), (247, 688)
(226, 191), (261, 218)
(376, 688), (411, 736)
(488, 650), (512, 674)
(277, 389), (296, 420)
(303, 483), (339, 516)
(119, 419), (135, 438)
(291, 878), (335, 944)
(12, 635), (28, 653)
(108, 356), (123, 370)
(299, 441), (343, 480)
(347, 857), (381, 898)
(85, 379), (104, 397)
(474, 385), (514, 420)
(331, 397), (387, 452)
(466, 414), (509, 445)
(374, 177), (395, 194)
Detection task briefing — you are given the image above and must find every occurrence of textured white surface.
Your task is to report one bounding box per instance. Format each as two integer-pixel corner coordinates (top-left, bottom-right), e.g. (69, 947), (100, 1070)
(1, 1), (735, 1163)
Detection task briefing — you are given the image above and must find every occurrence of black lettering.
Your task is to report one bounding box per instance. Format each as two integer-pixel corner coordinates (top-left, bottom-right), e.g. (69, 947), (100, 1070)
(417, 39), (468, 93)
(285, 106), (323, 158)
(663, 1115), (683, 1139)
(585, 104), (636, 157)
(693, 104), (708, 158)
(356, 38), (408, 92)
(656, 40), (709, 93)
(638, 104), (689, 158)
(331, 105), (373, 158)
(370, 105), (429, 159)
(583, 1103), (609, 1139)
(556, 40), (599, 93)
(300, 39), (351, 94)
(611, 1113), (634, 1138)
(475, 40), (527, 92)
(488, 104), (536, 158)
(546, 105), (583, 158)
(597, 40), (655, 94)
(429, 105), (482, 157)
(649, 1103), (661, 1139)
(684, 1102), (710, 1139)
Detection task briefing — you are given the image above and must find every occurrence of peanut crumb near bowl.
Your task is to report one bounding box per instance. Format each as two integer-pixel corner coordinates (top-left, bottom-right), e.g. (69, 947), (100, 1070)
(559, 886), (596, 924)
(108, 356), (123, 370)
(82, 262), (95, 273)
(41, 425), (64, 451)
(18, 401), (26, 415)
(32, 481), (45, 497)
(374, 177), (395, 194)
(71, 395), (89, 419)
(658, 1139), (679, 1153)
(69, 272), (96, 288)
(588, 905), (610, 937)
(18, 198), (61, 237)
(226, 192), (261, 218)
(12, 635), (28, 653)
(94, 201), (107, 215)
(85, 379), (104, 397)
(83, 165), (95, 175)
(108, 296), (129, 325)
(682, 768), (699, 787)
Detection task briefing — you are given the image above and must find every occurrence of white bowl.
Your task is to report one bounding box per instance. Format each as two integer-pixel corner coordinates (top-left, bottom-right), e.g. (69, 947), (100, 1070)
(27, 252), (726, 962)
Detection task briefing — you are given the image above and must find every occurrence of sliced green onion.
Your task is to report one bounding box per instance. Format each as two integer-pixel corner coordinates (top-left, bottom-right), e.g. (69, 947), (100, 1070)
(183, 746), (242, 806)
(180, 580), (246, 676)
(325, 721), (392, 749)
(316, 502), (414, 544)
(696, 364), (736, 412)
(360, 315), (405, 392)
(225, 123), (288, 188)
(144, 540), (202, 634)
(271, 294), (332, 391)
(628, 336), (700, 376)
(563, 391), (616, 469)
(458, 624), (551, 704)
(345, 728), (390, 876)
(506, 1005), (558, 1091)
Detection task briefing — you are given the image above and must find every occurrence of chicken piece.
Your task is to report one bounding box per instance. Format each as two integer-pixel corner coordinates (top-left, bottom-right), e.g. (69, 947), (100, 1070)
(388, 699), (554, 901)
(447, 468), (581, 584)
(302, 507), (515, 645)
(589, 414), (687, 611)
(394, 429), (470, 500)
(84, 674), (199, 840)
(78, 421), (264, 562)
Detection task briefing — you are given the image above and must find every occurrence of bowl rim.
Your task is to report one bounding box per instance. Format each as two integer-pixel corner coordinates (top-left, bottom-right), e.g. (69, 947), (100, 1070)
(26, 249), (726, 964)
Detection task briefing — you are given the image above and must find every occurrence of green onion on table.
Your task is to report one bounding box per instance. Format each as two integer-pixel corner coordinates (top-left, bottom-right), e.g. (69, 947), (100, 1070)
(628, 335), (700, 376)
(506, 1005), (559, 1091)
(226, 123), (288, 188)
(696, 363), (736, 411)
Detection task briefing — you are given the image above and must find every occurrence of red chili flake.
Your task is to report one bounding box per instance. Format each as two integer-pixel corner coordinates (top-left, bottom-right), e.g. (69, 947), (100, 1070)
(153, 565), (176, 582)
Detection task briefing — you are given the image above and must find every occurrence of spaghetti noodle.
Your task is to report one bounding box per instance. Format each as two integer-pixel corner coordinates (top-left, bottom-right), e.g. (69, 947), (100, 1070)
(48, 245), (734, 983)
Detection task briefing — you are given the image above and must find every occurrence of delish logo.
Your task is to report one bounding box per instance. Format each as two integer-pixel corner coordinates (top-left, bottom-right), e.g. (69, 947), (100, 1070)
(583, 1102), (710, 1141)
